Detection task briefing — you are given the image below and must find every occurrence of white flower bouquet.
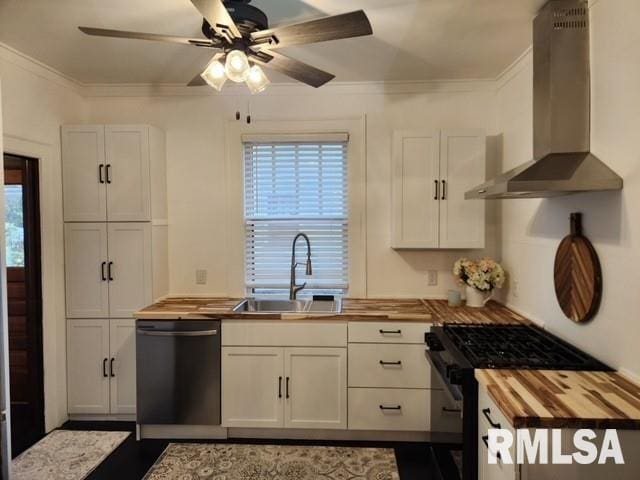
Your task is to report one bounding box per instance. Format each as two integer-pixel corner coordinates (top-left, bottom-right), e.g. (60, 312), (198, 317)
(453, 258), (505, 292)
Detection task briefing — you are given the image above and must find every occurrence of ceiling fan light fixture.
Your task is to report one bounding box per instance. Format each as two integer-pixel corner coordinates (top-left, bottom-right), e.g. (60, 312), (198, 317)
(225, 49), (250, 82)
(246, 65), (270, 94)
(200, 59), (227, 90)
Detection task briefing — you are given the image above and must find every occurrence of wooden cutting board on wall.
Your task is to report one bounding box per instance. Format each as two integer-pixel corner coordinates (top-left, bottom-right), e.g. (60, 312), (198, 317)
(553, 213), (602, 323)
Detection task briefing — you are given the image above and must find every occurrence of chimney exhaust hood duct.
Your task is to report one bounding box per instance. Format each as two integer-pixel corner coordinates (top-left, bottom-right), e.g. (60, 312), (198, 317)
(466, 0), (622, 199)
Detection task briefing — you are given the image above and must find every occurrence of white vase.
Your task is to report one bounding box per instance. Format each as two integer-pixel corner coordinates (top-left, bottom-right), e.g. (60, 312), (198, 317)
(465, 285), (492, 308)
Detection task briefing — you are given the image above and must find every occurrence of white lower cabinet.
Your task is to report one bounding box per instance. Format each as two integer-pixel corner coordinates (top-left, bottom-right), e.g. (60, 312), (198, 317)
(67, 319), (136, 415)
(221, 347), (284, 428)
(222, 346), (347, 429)
(67, 319), (110, 414)
(109, 319), (137, 414)
(349, 388), (430, 431)
(285, 348), (347, 429)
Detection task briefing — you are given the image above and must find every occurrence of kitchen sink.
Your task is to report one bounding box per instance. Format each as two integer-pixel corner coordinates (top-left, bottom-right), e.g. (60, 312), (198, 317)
(232, 298), (342, 314)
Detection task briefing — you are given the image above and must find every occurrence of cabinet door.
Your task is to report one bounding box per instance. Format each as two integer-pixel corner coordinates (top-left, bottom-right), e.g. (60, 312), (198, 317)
(61, 125), (107, 221)
(105, 125), (151, 221)
(284, 347), (347, 429)
(67, 319), (110, 414)
(64, 223), (109, 318)
(439, 129), (486, 248)
(109, 319), (136, 414)
(221, 347), (284, 428)
(107, 223), (152, 318)
(392, 130), (440, 248)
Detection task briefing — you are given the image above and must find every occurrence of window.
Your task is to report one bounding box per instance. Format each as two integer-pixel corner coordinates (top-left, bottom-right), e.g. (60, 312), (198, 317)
(243, 135), (349, 297)
(5, 184), (25, 267)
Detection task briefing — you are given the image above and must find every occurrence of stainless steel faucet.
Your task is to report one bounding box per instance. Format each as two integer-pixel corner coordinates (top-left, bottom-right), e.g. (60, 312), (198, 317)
(289, 233), (312, 300)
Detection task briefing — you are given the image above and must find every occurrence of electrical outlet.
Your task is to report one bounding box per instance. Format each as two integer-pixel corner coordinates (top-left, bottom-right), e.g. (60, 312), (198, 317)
(512, 279), (519, 298)
(427, 270), (438, 286)
(195, 269), (207, 285)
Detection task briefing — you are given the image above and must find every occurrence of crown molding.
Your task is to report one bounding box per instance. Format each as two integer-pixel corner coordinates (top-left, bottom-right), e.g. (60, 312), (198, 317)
(494, 46), (533, 90)
(1, 40), (536, 99)
(80, 77), (498, 98)
(0, 42), (83, 94)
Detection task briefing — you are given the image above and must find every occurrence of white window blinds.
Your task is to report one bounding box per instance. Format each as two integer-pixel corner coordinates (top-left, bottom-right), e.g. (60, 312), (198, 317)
(244, 139), (349, 295)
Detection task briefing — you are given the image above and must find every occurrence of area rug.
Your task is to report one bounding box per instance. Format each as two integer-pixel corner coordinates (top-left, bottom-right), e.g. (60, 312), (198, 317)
(12, 430), (130, 480)
(143, 443), (400, 480)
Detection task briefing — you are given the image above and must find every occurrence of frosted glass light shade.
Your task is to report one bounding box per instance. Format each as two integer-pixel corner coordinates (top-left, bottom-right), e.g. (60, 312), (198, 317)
(225, 50), (250, 82)
(200, 60), (227, 91)
(246, 65), (270, 94)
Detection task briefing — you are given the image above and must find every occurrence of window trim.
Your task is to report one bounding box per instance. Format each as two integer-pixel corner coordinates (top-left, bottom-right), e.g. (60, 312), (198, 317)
(225, 118), (367, 298)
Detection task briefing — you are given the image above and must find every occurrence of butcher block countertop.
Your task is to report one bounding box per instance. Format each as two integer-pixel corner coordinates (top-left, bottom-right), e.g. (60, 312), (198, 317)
(135, 297), (433, 321)
(476, 369), (640, 430)
(134, 296), (526, 324)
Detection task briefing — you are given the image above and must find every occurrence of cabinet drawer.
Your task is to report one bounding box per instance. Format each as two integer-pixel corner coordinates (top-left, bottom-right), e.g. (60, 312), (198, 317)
(222, 321), (347, 347)
(348, 322), (430, 344)
(348, 388), (430, 431)
(478, 386), (514, 435)
(348, 344), (431, 388)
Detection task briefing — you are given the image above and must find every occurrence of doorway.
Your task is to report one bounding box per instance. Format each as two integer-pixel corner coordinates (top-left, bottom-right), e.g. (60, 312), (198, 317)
(3, 153), (44, 456)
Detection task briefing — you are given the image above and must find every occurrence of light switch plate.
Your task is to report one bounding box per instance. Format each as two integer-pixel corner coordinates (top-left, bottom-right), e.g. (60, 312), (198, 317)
(427, 270), (438, 286)
(196, 269), (207, 285)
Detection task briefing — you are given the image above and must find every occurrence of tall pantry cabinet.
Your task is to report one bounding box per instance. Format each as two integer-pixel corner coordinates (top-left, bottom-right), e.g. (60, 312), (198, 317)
(62, 125), (168, 417)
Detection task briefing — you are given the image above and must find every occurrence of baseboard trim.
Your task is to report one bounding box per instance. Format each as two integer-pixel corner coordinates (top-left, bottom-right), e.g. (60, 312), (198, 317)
(136, 423), (461, 443)
(69, 414), (136, 422)
(139, 424), (228, 439)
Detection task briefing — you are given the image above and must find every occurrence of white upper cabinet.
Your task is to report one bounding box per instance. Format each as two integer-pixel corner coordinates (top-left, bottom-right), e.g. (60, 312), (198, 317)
(65, 222), (156, 318)
(107, 223), (152, 318)
(61, 126), (107, 222)
(62, 125), (166, 222)
(65, 223), (109, 318)
(392, 130), (440, 248)
(105, 126), (151, 221)
(439, 129), (486, 249)
(391, 129), (486, 249)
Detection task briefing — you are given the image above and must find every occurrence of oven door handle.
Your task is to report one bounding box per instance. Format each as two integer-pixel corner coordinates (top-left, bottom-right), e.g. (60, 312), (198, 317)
(426, 351), (463, 402)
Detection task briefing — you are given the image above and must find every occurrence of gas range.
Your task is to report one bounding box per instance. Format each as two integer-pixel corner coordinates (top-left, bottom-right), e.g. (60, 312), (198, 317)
(425, 323), (611, 480)
(439, 324), (610, 370)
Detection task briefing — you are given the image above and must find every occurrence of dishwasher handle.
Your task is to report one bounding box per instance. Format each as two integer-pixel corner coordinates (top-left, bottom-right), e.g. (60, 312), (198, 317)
(136, 328), (218, 337)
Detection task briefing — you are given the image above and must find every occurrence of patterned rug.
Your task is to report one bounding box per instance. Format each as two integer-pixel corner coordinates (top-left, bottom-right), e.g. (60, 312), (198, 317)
(12, 430), (130, 480)
(143, 443), (400, 480)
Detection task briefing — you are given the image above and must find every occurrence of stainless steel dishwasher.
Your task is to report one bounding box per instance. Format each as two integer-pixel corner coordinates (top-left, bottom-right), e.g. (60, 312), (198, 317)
(136, 320), (221, 425)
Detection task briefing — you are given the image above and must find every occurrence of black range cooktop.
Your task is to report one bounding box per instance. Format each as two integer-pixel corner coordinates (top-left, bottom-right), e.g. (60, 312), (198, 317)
(442, 324), (610, 370)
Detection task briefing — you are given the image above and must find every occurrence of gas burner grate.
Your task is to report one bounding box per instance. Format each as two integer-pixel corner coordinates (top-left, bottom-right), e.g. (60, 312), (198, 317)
(442, 324), (610, 370)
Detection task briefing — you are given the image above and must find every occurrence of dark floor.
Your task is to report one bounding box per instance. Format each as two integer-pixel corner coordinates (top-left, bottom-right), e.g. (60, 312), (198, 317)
(58, 421), (461, 480)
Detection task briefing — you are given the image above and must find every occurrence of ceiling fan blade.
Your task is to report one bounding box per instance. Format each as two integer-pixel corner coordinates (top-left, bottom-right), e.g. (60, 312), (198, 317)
(187, 74), (208, 87)
(78, 26), (215, 47)
(249, 51), (335, 88)
(190, 0), (241, 42)
(187, 53), (225, 86)
(250, 10), (372, 50)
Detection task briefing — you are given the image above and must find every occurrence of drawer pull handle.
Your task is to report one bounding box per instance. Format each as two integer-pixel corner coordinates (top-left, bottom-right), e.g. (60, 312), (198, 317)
(379, 360), (402, 366)
(442, 407), (461, 413)
(379, 404), (402, 411)
(379, 329), (402, 335)
(482, 435), (502, 460)
(482, 408), (501, 428)
(278, 376), (282, 399)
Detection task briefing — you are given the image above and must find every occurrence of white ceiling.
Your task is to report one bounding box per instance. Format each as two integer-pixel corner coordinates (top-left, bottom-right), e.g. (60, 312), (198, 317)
(0, 0), (546, 85)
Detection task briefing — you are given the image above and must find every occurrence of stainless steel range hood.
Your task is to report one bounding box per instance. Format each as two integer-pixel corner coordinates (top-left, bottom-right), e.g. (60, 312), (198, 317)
(466, 0), (623, 199)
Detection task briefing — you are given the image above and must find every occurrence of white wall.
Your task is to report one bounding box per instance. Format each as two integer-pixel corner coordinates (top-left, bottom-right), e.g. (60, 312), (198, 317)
(84, 84), (500, 298)
(495, 0), (640, 378)
(0, 44), (87, 430)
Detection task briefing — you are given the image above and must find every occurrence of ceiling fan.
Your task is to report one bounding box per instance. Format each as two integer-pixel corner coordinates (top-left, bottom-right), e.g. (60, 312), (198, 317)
(78, 0), (373, 93)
